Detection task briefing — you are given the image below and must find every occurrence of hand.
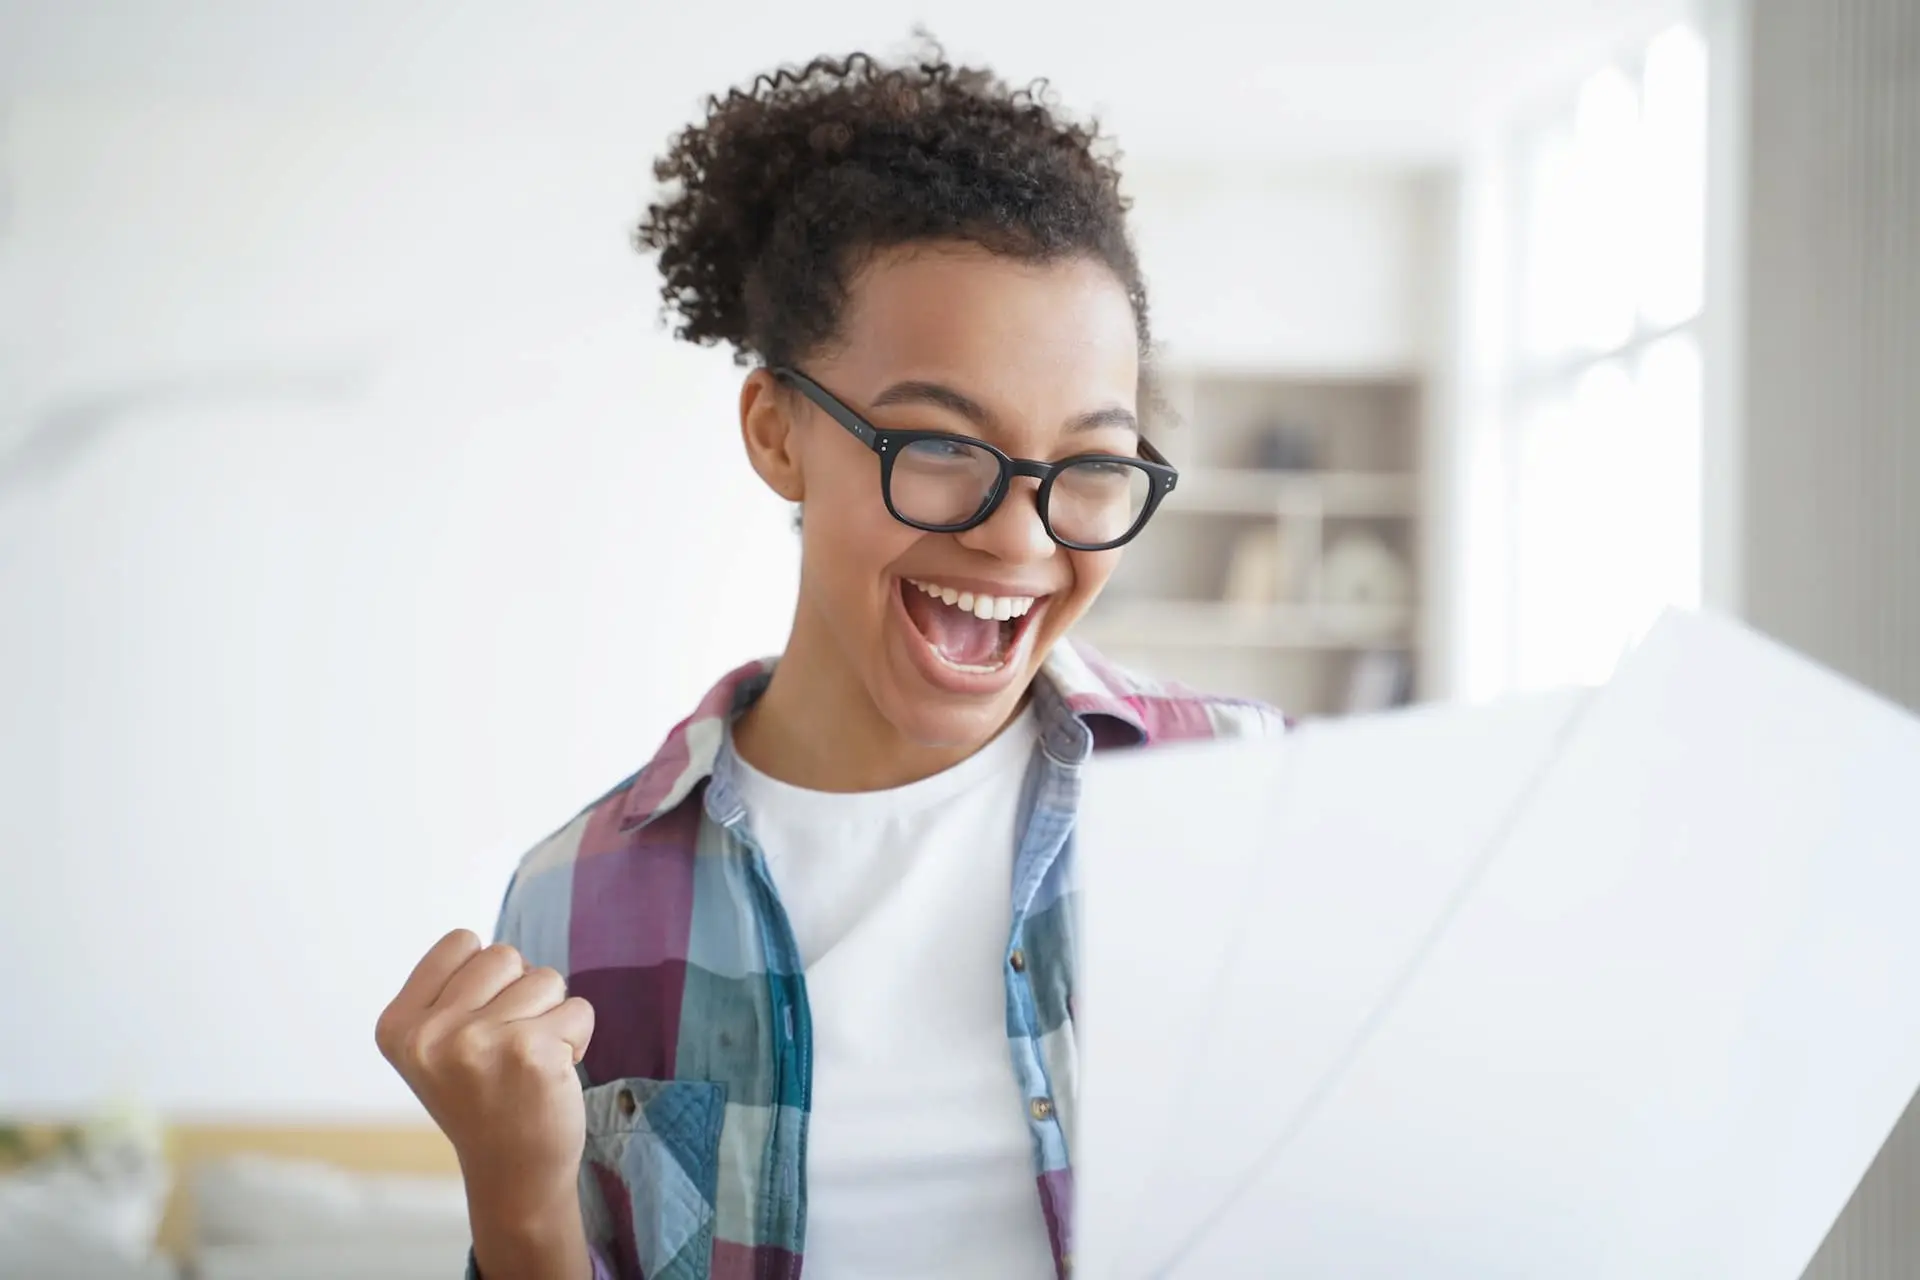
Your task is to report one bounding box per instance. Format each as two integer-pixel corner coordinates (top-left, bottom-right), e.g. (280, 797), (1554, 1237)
(376, 929), (595, 1215)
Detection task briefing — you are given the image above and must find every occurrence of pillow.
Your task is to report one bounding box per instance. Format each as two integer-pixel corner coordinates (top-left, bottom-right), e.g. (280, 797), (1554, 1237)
(191, 1156), (468, 1247)
(0, 1143), (172, 1274)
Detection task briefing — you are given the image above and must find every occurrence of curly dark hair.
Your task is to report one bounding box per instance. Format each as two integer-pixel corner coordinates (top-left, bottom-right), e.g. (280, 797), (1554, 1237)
(634, 40), (1149, 370)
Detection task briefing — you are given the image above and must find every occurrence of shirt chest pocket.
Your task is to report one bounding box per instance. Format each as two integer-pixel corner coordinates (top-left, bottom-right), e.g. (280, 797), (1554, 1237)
(580, 1077), (728, 1280)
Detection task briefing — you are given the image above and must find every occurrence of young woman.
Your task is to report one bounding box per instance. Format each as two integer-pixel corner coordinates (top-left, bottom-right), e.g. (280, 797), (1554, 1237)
(376, 44), (1281, 1280)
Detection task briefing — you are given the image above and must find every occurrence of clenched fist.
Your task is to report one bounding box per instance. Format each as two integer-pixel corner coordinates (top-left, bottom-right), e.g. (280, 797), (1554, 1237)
(376, 930), (595, 1209)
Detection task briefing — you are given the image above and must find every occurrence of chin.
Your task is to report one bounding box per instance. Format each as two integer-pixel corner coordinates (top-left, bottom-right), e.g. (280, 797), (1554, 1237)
(875, 686), (1024, 752)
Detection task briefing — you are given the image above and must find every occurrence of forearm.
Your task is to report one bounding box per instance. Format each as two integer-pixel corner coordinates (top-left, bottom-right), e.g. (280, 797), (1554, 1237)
(466, 1175), (597, 1280)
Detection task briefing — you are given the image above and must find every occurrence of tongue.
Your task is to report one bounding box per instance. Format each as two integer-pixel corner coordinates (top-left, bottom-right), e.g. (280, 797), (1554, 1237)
(904, 589), (1004, 667)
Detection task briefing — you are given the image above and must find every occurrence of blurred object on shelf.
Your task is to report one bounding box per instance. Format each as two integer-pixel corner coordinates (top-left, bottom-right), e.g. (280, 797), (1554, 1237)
(1345, 649), (1415, 713)
(1223, 528), (1281, 611)
(1254, 419), (1320, 471)
(1321, 532), (1413, 638)
(1275, 520), (1317, 604)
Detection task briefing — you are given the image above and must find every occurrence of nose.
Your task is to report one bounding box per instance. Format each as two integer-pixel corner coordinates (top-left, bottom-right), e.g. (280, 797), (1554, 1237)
(956, 476), (1055, 564)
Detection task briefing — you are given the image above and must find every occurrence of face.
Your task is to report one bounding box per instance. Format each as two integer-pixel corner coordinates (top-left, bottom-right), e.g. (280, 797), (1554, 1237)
(741, 243), (1143, 752)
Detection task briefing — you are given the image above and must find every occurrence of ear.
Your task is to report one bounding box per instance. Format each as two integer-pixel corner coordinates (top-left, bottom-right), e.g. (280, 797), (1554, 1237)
(740, 370), (806, 503)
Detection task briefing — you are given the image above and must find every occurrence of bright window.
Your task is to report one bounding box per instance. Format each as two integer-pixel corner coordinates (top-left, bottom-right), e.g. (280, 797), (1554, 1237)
(1503, 24), (1709, 691)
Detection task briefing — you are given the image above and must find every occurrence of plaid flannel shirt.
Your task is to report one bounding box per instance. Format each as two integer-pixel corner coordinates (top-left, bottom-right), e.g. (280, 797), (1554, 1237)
(468, 641), (1283, 1280)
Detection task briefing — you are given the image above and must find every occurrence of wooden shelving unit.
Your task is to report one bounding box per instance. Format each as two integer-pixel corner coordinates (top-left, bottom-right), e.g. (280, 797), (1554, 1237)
(1082, 369), (1426, 718)
(1076, 600), (1416, 650)
(1169, 468), (1420, 519)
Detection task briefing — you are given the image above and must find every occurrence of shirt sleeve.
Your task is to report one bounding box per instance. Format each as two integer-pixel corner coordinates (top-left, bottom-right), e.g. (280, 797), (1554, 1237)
(1204, 695), (1292, 739)
(490, 868), (520, 945)
(463, 873), (617, 1280)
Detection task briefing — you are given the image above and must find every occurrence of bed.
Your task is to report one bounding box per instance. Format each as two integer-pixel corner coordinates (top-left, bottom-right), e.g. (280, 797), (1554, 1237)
(5, 1121), (466, 1279)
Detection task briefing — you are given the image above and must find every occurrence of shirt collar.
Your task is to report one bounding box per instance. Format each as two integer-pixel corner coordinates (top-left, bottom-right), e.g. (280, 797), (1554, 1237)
(617, 641), (1156, 832)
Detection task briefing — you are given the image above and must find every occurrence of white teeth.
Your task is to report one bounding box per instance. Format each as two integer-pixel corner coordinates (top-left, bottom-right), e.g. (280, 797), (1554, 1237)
(907, 579), (1039, 622)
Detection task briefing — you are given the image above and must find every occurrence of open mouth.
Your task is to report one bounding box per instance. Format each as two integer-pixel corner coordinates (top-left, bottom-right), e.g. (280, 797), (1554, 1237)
(899, 578), (1046, 674)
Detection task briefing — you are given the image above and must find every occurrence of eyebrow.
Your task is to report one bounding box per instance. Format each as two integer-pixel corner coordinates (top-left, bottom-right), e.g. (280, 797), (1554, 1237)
(869, 380), (1139, 436)
(1066, 405), (1142, 434)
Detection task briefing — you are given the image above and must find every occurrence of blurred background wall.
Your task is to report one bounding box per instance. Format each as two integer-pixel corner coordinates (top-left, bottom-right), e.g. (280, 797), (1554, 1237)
(1741, 1), (1920, 1274)
(1, 0), (1915, 1269)
(1739, 0), (1920, 714)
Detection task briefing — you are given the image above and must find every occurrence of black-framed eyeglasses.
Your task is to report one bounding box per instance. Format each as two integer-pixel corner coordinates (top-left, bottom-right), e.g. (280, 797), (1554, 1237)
(774, 367), (1178, 552)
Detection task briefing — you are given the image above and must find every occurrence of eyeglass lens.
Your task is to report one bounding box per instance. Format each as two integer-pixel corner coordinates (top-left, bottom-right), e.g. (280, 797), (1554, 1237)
(888, 438), (1152, 546)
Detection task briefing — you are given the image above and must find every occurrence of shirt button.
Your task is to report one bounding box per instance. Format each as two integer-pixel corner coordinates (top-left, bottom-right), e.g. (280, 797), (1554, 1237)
(1030, 1096), (1055, 1122)
(1009, 949), (1027, 973)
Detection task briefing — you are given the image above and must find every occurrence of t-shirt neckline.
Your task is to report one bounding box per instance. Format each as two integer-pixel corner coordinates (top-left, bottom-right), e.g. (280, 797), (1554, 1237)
(729, 706), (1039, 819)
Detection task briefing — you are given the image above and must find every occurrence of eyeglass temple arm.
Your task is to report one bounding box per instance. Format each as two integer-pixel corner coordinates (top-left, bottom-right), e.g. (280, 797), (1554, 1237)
(773, 367), (878, 449)
(1140, 435), (1176, 479)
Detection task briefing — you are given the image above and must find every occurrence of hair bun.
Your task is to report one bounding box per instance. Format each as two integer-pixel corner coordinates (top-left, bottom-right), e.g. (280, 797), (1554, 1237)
(633, 37), (1146, 369)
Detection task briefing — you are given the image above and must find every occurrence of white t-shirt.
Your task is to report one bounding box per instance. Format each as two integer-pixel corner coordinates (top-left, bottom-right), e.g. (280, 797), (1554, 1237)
(730, 710), (1055, 1280)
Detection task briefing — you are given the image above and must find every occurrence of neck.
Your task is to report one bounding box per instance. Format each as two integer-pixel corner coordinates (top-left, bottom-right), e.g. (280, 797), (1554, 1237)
(733, 608), (1015, 793)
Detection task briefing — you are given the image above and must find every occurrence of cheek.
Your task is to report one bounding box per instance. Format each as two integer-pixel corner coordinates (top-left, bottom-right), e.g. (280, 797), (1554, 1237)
(1062, 549), (1122, 610)
(799, 462), (920, 592)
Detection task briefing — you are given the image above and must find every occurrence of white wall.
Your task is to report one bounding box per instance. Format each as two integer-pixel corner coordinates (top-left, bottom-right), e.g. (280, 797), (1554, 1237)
(0, 98), (1435, 1117)
(0, 98), (798, 1117)
(1130, 165), (1435, 375)
(1735, 0), (1920, 715)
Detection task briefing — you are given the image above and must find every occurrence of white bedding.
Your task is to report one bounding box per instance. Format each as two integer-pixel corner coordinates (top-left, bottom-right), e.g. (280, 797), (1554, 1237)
(0, 1237), (178, 1280)
(187, 1155), (469, 1280)
(191, 1155), (467, 1248)
(194, 1241), (459, 1280)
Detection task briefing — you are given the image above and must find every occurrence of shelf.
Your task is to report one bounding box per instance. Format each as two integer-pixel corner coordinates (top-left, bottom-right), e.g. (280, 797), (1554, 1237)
(1169, 469), (1419, 518)
(1077, 599), (1416, 651)
(1112, 364), (1426, 708)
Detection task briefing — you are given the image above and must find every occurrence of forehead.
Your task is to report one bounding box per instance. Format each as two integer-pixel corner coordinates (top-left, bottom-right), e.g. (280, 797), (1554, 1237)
(824, 243), (1140, 428)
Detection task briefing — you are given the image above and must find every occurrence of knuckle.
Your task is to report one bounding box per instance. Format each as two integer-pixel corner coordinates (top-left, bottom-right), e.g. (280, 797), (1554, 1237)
(397, 1021), (439, 1070)
(504, 1026), (551, 1068)
(445, 1018), (491, 1061)
(374, 1007), (405, 1059)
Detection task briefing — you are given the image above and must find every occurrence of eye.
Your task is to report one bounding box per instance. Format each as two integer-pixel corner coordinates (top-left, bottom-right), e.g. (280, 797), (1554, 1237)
(895, 436), (999, 476)
(1066, 458), (1140, 482)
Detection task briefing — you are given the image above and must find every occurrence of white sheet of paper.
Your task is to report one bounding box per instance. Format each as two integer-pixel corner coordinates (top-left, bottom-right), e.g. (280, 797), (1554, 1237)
(1079, 686), (1593, 1274)
(1082, 611), (1920, 1278)
(1072, 722), (1276, 1267)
